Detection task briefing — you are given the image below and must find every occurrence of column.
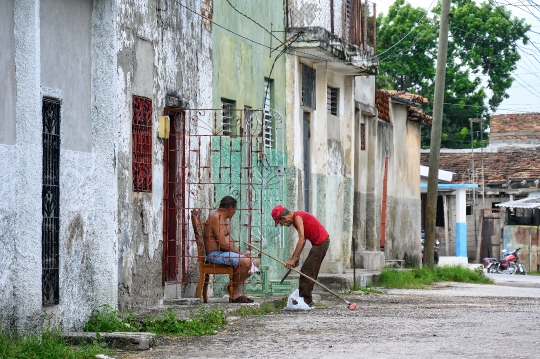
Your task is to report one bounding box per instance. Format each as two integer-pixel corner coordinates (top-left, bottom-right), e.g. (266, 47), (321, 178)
(455, 188), (467, 257)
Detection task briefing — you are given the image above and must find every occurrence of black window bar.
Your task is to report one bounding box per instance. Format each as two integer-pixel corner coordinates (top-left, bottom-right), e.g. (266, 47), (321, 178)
(42, 98), (60, 306)
(327, 86), (339, 116)
(222, 101), (233, 136)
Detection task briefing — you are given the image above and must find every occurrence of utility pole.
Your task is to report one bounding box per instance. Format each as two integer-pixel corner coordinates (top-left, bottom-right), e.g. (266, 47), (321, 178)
(425, 0), (451, 270)
(470, 117), (485, 264)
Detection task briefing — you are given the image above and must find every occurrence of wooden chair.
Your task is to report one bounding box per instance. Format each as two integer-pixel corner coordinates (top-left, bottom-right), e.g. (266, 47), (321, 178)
(191, 209), (234, 303)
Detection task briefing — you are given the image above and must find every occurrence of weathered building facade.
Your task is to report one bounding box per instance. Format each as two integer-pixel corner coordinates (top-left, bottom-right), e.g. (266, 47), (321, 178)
(421, 113), (540, 263)
(285, 0), (380, 271)
(354, 90), (429, 268)
(0, 0), (212, 332)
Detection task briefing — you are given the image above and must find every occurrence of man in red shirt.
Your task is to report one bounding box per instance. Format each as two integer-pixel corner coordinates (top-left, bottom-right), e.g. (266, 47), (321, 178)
(271, 205), (330, 307)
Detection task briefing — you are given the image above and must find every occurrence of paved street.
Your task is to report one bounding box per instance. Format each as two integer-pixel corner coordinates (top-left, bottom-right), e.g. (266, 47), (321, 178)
(117, 279), (540, 359)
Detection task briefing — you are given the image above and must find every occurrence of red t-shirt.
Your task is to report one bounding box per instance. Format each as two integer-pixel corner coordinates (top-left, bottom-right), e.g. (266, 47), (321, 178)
(293, 211), (329, 245)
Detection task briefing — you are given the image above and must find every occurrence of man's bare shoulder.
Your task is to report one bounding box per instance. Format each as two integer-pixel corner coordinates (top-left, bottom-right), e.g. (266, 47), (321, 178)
(207, 210), (220, 221)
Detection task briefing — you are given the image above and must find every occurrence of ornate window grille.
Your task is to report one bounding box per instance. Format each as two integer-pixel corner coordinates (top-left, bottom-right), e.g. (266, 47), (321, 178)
(327, 86), (339, 115)
(132, 95), (152, 192)
(42, 98), (60, 306)
(301, 64), (316, 109)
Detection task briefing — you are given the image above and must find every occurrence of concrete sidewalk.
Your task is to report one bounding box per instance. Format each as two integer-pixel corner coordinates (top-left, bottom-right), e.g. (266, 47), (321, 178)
(286, 268), (381, 295)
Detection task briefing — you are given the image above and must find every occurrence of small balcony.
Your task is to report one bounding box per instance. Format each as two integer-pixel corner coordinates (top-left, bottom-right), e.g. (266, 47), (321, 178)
(286, 0), (378, 75)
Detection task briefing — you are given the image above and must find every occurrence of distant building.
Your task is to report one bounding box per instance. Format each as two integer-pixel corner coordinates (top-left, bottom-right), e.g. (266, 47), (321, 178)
(421, 113), (540, 262)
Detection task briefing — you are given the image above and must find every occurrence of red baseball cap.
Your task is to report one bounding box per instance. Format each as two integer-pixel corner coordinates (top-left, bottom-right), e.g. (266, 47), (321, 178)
(271, 205), (287, 227)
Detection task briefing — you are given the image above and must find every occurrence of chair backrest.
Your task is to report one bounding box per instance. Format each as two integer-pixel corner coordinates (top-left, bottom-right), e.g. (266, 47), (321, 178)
(191, 209), (206, 263)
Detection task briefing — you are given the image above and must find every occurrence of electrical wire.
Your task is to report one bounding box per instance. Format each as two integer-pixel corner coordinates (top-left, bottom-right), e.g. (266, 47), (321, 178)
(174, 0), (368, 66)
(225, 0), (282, 43)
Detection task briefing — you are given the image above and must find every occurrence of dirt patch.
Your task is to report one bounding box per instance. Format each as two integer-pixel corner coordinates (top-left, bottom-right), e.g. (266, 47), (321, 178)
(116, 284), (540, 358)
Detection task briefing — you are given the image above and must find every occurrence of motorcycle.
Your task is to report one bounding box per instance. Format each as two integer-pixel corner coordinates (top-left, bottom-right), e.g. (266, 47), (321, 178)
(483, 248), (527, 275)
(421, 230), (440, 264)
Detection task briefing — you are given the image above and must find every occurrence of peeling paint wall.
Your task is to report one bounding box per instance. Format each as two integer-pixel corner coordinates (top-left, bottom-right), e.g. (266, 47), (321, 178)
(362, 100), (422, 265)
(116, 0), (212, 309)
(211, 0), (289, 291)
(286, 55), (357, 268)
(1, 0), (213, 331)
(352, 76), (374, 253)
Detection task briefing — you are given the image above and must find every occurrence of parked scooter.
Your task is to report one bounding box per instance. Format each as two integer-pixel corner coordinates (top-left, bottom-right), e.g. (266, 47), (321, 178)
(421, 230), (440, 264)
(483, 248), (527, 275)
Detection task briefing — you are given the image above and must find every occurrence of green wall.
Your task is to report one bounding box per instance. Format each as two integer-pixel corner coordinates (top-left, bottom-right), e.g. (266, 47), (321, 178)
(212, 1), (291, 295)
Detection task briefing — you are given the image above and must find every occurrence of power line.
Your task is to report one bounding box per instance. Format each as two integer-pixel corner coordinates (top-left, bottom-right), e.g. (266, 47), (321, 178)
(225, 0), (282, 43)
(173, 0), (358, 66)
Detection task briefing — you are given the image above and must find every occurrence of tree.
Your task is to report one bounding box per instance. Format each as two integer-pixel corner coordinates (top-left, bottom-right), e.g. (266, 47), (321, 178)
(376, 0), (530, 148)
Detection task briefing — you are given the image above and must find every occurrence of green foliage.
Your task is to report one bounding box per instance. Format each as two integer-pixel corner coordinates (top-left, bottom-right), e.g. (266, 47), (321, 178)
(84, 304), (141, 333)
(84, 305), (226, 337)
(0, 326), (112, 359)
(378, 0), (530, 149)
(143, 307), (226, 336)
(377, 265), (493, 289)
(230, 297), (288, 316)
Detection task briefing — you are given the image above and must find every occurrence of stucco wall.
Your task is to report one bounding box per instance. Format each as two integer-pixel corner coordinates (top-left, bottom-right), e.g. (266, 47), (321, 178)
(116, 0), (212, 308)
(9, 0), (43, 333)
(352, 76), (375, 252)
(2, 0), (120, 332)
(211, 0), (289, 287)
(0, 0), (16, 331)
(0, 0), (16, 146)
(41, 0), (92, 152)
(363, 101), (422, 265)
(285, 53), (357, 266)
(39, 0), (103, 331)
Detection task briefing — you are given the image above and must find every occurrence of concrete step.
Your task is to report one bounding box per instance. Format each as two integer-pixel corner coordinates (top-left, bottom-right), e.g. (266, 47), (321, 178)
(63, 331), (156, 351)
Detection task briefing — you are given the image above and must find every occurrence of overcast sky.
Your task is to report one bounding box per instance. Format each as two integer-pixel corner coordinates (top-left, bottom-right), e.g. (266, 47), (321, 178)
(375, 0), (540, 115)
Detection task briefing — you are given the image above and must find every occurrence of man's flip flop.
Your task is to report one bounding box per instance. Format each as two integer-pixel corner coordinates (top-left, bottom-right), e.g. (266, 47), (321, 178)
(230, 295), (254, 303)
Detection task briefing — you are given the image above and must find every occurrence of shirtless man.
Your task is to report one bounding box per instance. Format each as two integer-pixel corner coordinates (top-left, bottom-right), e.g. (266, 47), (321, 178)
(203, 196), (259, 303)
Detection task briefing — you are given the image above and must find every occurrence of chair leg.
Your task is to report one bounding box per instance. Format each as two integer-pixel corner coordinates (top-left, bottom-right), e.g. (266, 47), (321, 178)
(228, 274), (234, 300)
(203, 274), (210, 303)
(196, 272), (204, 299)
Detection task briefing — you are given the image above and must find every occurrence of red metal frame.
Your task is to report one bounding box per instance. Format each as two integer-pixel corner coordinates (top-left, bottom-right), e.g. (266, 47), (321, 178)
(162, 109), (265, 286)
(132, 95), (153, 192)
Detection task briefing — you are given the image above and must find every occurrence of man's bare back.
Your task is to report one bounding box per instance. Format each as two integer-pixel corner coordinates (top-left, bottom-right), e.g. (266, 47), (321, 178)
(203, 209), (241, 254)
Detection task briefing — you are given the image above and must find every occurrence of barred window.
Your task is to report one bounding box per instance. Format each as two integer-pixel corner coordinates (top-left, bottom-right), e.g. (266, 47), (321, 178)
(301, 64), (316, 110)
(222, 100), (234, 136)
(327, 86), (339, 116)
(132, 95), (152, 192)
(361, 123), (366, 151)
(42, 98), (60, 306)
(264, 79), (273, 148)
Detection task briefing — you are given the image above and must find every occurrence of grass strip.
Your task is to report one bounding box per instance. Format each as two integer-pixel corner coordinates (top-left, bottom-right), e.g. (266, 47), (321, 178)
(0, 327), (112, 359)
(377, 265), (493, 289)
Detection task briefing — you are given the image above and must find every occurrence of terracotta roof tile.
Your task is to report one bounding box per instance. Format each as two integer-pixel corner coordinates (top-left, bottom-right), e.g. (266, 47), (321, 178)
(420, 149), (540, 185)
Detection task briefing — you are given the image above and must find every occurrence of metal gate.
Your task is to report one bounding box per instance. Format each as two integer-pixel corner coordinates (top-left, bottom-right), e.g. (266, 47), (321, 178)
(162, 108), (285, 288)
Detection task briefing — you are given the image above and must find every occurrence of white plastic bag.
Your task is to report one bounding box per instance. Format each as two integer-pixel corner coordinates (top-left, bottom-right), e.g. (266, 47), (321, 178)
(285, 289), (311, 311)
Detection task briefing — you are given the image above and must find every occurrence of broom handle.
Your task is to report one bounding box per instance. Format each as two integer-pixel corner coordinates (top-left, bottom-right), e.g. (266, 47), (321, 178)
(245, 242), (348, 303)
